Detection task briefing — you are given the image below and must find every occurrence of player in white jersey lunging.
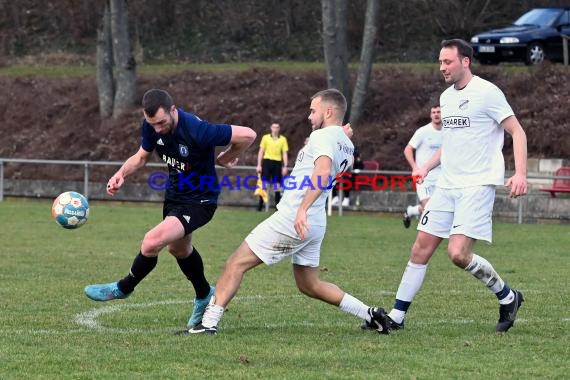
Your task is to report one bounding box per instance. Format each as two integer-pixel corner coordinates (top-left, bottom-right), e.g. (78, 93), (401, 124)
(367, 39), (527, 333)
(184, 89), (390, 336)
(403, 105), (442, 228)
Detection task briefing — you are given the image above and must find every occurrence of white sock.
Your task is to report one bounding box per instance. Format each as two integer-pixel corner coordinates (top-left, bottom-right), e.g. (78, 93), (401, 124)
(499, 290), (515, 305)
(407, 205), (421, 217)
(202, 303), (224, 328)
(389, 261), (427, 324)
(388, 309), (406, 324)
(339, 293), (370, 321)
(395, 261), (428, 302)
(465, 254), (505, 294)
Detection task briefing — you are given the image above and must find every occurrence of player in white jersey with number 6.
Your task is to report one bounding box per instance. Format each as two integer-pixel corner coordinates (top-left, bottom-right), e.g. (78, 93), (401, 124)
(186, 89), (391, 336)
(377, 39), (528, 334)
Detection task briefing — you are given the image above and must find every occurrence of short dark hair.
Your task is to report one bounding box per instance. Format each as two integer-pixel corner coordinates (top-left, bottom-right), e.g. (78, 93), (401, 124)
(441, 38), (473, 65)
(311, 88), (347, 116)
(142, 89), (174, 117)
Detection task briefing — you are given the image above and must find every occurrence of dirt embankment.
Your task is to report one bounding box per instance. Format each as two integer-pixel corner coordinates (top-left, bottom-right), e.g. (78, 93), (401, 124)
(1, 64), (568, 181)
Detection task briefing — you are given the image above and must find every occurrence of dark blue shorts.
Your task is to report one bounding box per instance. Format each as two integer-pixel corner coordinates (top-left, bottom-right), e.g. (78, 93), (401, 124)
(163, 201), (216, 236)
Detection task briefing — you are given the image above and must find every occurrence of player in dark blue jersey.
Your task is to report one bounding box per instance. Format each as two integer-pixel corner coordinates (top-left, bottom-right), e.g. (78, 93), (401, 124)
(84, 89), (256, 328)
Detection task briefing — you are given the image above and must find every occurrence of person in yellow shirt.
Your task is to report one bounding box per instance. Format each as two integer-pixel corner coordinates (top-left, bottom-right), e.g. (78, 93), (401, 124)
(256, 123), (289, 211)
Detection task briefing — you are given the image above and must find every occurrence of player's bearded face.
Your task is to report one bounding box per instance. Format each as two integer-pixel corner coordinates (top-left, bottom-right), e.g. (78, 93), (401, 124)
(145, 107), (176, 134)
(308, 97), (325, 130)
(439, 47), (466, 85)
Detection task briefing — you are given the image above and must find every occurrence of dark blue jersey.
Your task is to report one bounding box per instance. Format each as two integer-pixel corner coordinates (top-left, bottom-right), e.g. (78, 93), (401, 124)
(141, 108), (232, 204)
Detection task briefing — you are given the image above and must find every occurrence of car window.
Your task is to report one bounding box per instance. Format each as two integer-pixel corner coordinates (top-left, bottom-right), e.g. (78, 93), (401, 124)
(555, 11), (570, 27)
(515, 8), (561, 27)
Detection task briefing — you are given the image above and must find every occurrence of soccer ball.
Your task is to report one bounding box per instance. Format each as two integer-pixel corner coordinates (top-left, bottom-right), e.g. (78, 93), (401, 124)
(51, 191), (90, 229)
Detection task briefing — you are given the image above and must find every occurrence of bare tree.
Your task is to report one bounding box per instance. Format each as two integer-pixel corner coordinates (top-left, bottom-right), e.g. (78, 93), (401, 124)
(321, 0), (351, 112)
(110, 0), (136, 117)
(322, 0), (379, 125)
(96, 3), (114, 118)
(96, 0), (136, 119)
(349, 0), (380, 127)
(421, 0), (494, 36)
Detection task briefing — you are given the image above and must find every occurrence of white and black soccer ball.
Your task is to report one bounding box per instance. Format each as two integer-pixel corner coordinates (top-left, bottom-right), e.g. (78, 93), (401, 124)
(51, 191), (90, 229)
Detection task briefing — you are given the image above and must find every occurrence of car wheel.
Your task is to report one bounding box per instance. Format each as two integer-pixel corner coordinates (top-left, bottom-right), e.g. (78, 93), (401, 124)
(525, 42), (545, 65)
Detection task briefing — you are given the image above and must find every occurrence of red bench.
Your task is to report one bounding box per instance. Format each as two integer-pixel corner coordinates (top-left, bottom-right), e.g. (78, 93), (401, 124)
(362, 160), (381, 172)
(540, 167), (570, 197)
(355, 160), (381, 190)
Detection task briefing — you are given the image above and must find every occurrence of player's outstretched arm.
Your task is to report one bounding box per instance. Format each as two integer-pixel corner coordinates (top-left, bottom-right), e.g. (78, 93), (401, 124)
(216, 125), (257, 168)
(107, 147), (151, 196)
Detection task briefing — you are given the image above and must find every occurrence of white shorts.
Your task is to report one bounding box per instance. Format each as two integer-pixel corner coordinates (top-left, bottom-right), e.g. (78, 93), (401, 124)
(417, 185), (495, 243)
(416, 181), (436, 202)
(245, 211), (326, 267)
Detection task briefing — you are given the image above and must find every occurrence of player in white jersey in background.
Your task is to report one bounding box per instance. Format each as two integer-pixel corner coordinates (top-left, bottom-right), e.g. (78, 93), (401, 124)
(403, 105), (442, 228)
(187, 89), (390, 336)
(378, 39), (527, 333)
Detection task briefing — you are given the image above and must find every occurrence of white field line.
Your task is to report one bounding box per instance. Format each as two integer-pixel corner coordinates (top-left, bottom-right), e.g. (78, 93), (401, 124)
(0, 292), (562, 335)
(68, 290), (542, 333)
(3, 317), (544, 336)
(74, 294), (308, 332)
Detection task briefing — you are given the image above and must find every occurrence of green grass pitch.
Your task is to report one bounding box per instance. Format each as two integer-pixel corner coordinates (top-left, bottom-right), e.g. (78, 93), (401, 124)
(0, 199), (568, 379)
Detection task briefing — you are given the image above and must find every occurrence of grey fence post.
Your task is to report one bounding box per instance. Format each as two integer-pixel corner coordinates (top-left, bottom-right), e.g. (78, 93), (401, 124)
(563, 34), (569, 66)
(0, 160), (4, 202)
(517, 196), (523, 224)
(84, 163), (89, 198)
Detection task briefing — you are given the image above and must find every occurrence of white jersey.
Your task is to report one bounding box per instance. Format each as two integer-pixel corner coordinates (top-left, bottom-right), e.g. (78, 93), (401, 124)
(408, 123), (442, 184)
(277, 126), (354, 226)
(438, 75), (514, 188)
